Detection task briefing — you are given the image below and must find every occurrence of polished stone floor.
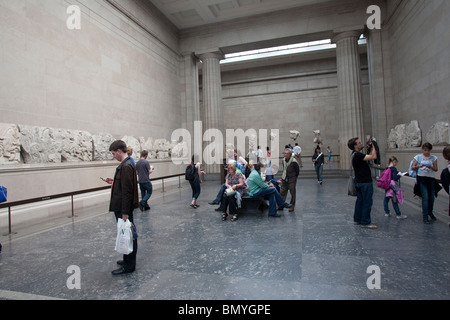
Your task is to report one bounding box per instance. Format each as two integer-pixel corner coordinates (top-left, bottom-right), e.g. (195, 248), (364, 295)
(0, 177), (449, 300)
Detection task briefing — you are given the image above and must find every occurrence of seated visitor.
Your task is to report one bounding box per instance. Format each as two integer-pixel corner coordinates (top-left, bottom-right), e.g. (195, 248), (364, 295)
(221, 163), (245, 222)
(247, 163), (292, 217)
(209, 156), (248, 209)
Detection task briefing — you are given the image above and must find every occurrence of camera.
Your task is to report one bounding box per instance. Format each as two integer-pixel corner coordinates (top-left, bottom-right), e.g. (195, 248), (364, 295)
(366, 136), (381, 165)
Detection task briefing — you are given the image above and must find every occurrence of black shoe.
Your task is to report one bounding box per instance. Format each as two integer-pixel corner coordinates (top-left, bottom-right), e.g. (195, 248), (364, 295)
(145, 206), (151, 211)
(215, 207), (223, 212)
(209, 201), (219, 205)
(139, 204), (144, 212)
(111, 267), (135, 275)
(281, 203), (293, 209)
(269, 213), (281, 217)
(429, 213), (437, 221)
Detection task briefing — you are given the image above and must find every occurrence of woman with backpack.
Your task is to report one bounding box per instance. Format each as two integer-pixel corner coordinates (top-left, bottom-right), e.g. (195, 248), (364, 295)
(187, 155), (206, 209)
(411, 143), (438, 224)
(383, 156), (407, 220)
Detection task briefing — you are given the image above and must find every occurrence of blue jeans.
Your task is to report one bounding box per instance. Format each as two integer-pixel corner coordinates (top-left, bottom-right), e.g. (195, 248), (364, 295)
(139, 182), (152, 209)
(315, 164), (323, 182)
(251, 187), (286, 215)
(417, 176), (435, 220)
(384, 196), (401, 216)
(189, 179), (201, 200)
(354, 182), (373, 226)
(214, 184), (227, 203)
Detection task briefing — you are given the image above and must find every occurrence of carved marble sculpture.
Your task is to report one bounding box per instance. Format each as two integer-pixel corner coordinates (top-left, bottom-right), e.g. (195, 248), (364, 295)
(289, 130), (300, 141)
(426, 122), (449, 146)
(0, 122), (185, 165)
(93, 133), (115, 161)
(388, 120), (422, 149)
(313, 130), (323, 145)
(0, 123), (21, 164)
(19, 125), (63, 164)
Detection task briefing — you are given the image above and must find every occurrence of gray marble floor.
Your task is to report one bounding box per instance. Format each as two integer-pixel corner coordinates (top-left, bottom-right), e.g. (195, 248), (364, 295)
(0, 178), (449, 300)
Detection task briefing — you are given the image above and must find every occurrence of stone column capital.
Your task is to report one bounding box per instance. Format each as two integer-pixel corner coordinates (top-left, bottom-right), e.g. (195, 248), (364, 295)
(196, 50), (224, 61)
(331, 29), (363, 44)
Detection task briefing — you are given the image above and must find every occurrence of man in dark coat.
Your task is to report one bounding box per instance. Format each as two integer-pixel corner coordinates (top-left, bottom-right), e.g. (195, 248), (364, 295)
(106, 140), (139, 275)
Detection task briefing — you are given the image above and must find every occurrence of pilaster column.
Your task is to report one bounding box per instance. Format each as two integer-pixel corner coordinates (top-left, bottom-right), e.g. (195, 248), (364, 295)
(366, 29), (388, 164)
(197, 50), (224, 174)
(181, 52), (200, 160)
(332, 30), (364, 171)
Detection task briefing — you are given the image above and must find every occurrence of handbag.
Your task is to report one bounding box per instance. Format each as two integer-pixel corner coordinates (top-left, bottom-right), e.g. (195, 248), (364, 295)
(347, 176), (357, 197)
(225, 187), (236, 197)
(0, 186), (6, 203)
(115, 218), (134, 255)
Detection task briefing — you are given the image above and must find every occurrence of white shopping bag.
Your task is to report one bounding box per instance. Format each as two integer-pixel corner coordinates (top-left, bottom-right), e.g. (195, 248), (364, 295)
(115, 218), (133, 255)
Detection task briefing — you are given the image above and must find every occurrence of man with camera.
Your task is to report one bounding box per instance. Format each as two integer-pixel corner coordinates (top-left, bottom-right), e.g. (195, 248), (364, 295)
(348, 137), (378, 229)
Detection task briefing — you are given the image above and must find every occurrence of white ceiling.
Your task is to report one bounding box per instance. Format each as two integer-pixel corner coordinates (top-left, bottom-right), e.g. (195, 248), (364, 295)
(148, 0), (335, 30)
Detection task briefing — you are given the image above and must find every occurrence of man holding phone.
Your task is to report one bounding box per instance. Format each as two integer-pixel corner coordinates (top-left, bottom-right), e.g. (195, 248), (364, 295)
(105, 140), (139, 275)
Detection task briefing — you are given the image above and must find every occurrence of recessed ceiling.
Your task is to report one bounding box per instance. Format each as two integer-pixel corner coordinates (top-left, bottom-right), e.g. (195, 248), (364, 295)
(148, 0), (335, 30)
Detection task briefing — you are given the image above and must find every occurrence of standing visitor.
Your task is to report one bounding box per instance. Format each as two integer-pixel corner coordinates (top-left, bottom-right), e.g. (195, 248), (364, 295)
(136, 150), (153, 211)
(278, 148), (299, 212)
(188, 155), (206, 209)
(312, 147), (325, 184)
(411, 143), (438, 224)
(347, 137), (378, 229)
(383, 156), (407, 220)
(105, 140), (139, 275)
(293, 143), (302, 168)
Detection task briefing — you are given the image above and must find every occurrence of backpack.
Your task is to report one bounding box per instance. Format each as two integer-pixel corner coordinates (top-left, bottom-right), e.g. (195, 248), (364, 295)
(377, 168), (392, 190)
(185, 164), (195, 181)
(408, 155), (422, 178)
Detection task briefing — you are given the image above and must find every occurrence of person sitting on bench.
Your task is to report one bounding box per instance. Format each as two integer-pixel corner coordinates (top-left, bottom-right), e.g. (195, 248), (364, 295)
(247, 163), (292, 217)
(221, 163), (245, 222)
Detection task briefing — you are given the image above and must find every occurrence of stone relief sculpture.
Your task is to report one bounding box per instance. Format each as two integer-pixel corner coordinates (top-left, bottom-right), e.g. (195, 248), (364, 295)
(388, 120), (450, 149)
(171, 140), (189, 160)
(0, 123), (186, 165)
(93, 133), (116, 161)
(388, 120), (422, 149)
(405, 120), (422, 147)
(426, 122), (449, 146)
(0, 123), (21, 165)
(58, 129), (93, 162)
(19, 125), (63, 164)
